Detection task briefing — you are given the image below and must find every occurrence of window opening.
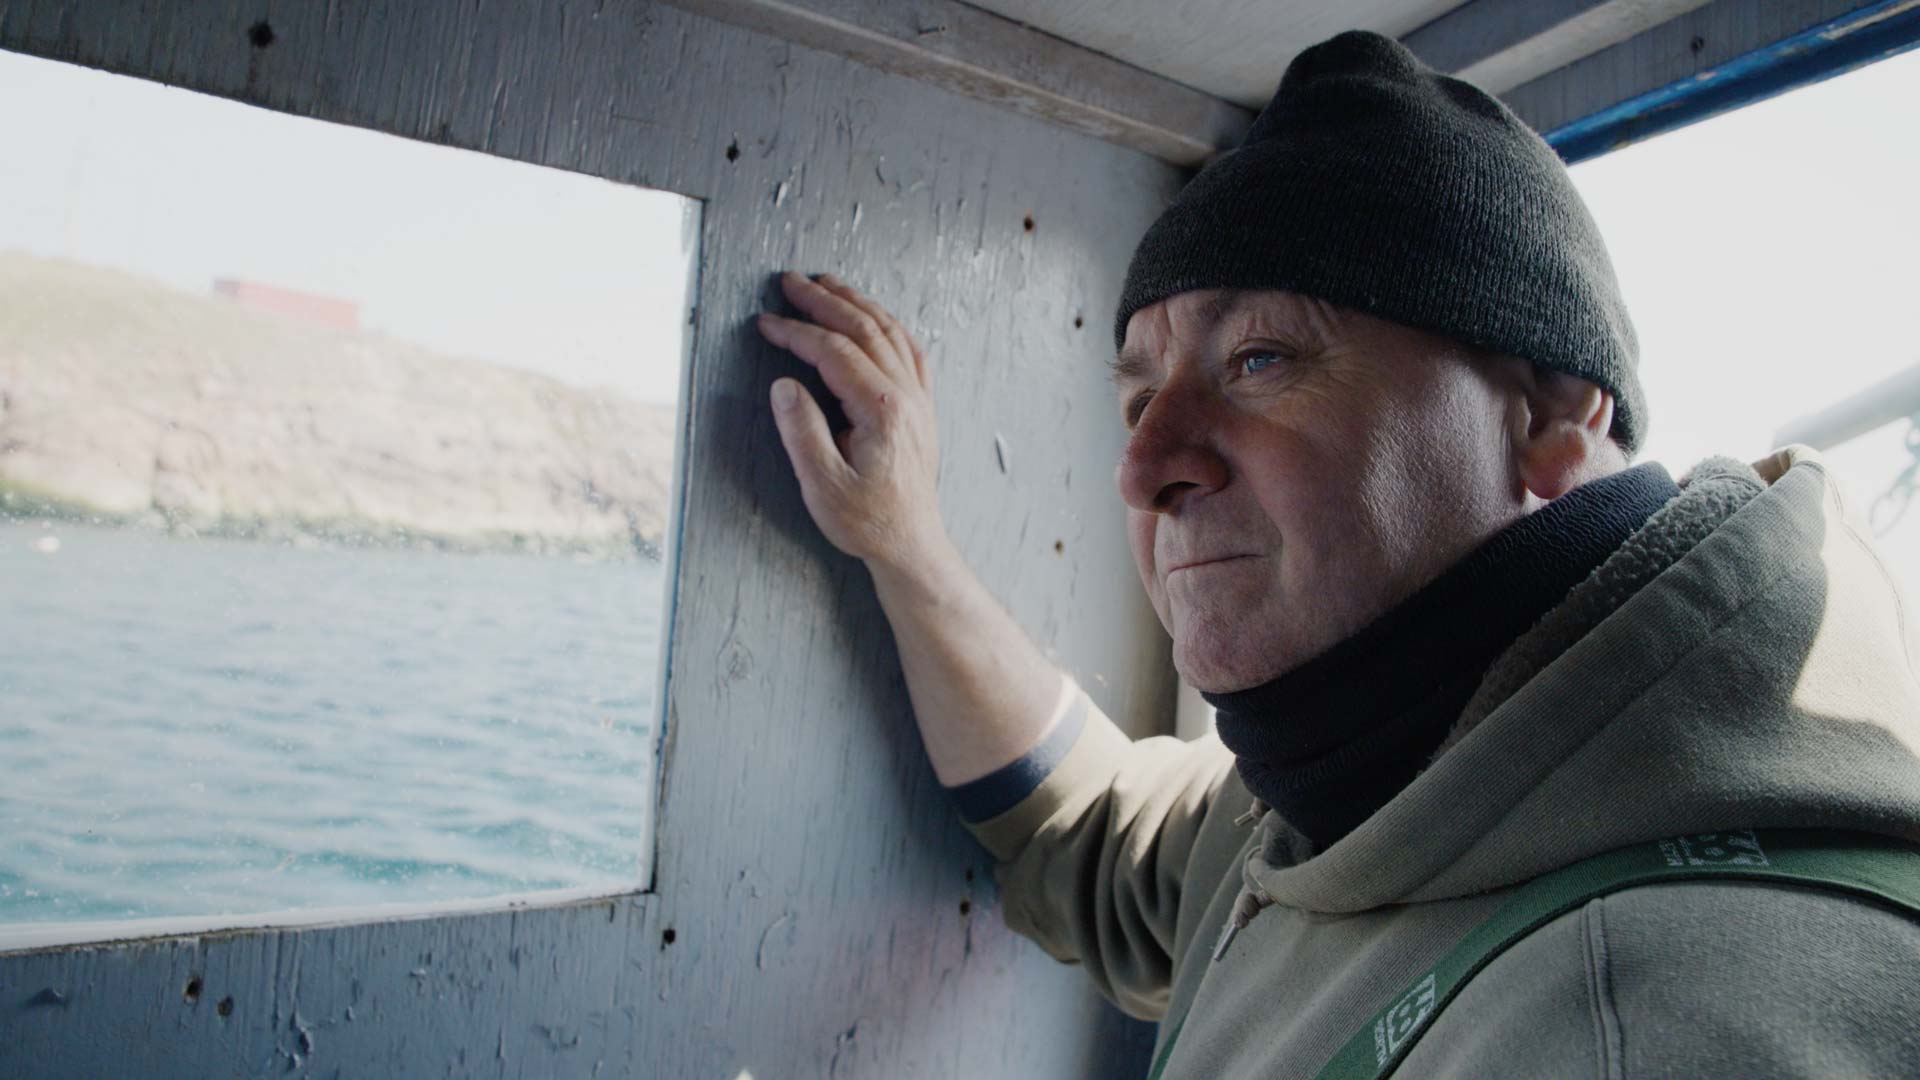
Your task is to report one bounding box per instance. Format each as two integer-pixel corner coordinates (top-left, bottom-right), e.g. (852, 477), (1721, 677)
(0, 51), (698, 944)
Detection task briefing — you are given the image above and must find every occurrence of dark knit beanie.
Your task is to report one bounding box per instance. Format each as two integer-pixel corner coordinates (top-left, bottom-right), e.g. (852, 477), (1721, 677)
(1115, 30), (1646, 451)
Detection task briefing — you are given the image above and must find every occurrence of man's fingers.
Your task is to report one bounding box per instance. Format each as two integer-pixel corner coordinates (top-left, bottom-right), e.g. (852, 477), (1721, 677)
(817, 274), (921, 383)
(758, 313), (889, 424)
(770, 378), (848, 494)
(781, 272), (911, 384)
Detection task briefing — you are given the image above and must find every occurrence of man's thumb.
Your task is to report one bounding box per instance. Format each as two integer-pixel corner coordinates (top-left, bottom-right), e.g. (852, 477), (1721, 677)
(770, 378), (844, 494)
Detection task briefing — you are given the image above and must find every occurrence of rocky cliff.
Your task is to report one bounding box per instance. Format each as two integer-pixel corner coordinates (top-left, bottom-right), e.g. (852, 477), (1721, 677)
(0, 254), (677, 558)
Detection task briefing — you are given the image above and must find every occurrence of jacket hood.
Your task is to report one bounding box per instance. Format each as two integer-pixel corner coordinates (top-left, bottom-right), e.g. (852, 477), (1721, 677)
(1245, 446), (1920, 914)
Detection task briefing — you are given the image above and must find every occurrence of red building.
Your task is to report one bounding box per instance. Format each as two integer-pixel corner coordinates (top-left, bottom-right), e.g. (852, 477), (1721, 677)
(212, 278), (359, 330)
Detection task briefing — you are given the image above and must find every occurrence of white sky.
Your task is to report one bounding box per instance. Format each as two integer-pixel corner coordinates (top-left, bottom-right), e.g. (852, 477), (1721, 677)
(0, 50), (698, 405)
(1569, 45), (1920, 596)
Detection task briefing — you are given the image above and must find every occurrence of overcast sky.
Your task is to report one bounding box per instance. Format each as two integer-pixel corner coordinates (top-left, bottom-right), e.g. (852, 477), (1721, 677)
(0, 50), (698, 405)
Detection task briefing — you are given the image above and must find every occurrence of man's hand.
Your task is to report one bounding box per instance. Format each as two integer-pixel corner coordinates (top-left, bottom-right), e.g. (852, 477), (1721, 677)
(755, 269), (1072, 787)
(757, 271), (945, 571)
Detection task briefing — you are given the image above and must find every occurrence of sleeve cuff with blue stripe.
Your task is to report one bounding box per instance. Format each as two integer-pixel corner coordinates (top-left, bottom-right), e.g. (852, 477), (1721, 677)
(945, 680), (1091, 823)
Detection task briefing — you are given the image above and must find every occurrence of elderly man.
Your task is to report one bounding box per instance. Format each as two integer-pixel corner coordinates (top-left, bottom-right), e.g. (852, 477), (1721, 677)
(755, 30), (1920, 1079)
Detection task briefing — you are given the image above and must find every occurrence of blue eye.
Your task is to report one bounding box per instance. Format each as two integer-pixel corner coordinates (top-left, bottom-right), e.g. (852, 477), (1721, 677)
(1239, 350), (1283, 376)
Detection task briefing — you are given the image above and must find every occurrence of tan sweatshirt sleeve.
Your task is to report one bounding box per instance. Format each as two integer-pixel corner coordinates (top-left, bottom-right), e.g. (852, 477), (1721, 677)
(964, 685), (1237, 1020)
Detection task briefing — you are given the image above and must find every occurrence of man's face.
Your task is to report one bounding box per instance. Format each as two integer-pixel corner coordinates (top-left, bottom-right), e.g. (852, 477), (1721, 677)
(1113, 289), (1525, 693)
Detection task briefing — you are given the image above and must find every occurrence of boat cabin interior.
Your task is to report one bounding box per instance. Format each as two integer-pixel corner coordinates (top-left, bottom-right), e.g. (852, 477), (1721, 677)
(3, 1), (1918, 1076)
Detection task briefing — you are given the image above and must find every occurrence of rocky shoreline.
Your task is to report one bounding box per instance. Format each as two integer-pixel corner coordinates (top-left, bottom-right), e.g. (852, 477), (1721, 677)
(0, 254), (677, 560)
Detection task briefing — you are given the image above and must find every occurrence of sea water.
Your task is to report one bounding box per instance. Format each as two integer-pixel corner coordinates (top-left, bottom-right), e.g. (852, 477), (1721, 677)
(0, 520), (663, 925)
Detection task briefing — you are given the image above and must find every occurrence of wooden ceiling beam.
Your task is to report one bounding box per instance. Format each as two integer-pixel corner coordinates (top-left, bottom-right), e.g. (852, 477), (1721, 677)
(1403, 0), (1717, 94)
(660, 0), (1254, 166)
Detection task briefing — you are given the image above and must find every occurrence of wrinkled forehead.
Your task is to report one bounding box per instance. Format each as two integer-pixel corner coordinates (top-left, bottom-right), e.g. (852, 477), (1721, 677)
(1112, 288), (1344, 380)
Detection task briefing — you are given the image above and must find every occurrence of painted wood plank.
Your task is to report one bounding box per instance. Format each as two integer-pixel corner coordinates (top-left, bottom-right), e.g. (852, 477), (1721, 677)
(1402, 0), (1716, 94)
(659, 0), (1254, 166)
(965, 0), (1469, 108)
(1501, 0), (1888, 134)
(0, 1), (1178, 1075)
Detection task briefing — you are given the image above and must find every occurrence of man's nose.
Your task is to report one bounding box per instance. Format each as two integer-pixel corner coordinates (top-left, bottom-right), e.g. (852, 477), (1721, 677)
(1115, 376), (1229, 514)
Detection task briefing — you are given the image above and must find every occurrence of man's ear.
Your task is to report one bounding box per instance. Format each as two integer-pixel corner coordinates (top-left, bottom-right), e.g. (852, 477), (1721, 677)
(1513, 366), (1616, 501)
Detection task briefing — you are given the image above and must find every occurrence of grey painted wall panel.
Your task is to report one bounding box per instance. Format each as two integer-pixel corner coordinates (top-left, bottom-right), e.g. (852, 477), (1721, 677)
(0, 1), (1178, 1076)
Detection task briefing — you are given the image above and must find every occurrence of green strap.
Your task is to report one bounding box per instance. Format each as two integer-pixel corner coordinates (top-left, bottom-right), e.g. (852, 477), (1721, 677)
(1314, 829), (1920, 1080)
(1148, 829), (1920, 1080)
(1145, 1016), (1183, 1080)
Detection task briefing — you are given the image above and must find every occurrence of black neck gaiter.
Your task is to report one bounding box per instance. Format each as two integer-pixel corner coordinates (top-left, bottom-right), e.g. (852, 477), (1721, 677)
(1203, 463), (1680, 850)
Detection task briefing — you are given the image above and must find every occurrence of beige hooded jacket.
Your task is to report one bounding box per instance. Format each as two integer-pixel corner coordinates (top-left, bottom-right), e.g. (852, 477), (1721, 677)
(968, 449), (1920, 1078)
